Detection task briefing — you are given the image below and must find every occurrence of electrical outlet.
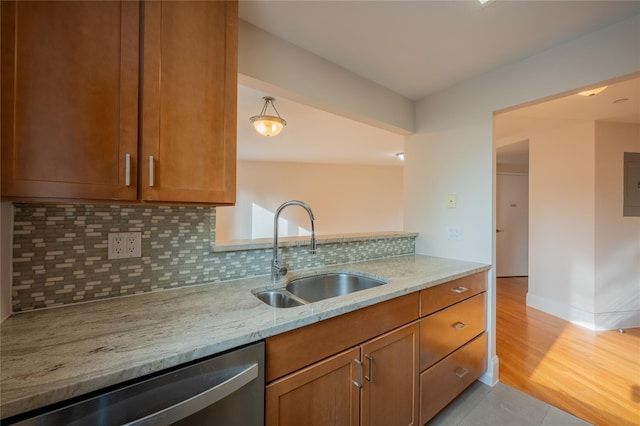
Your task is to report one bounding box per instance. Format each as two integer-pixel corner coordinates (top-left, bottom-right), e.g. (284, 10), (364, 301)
(447, 226), (462, 241)
(108, 232), (141, 259)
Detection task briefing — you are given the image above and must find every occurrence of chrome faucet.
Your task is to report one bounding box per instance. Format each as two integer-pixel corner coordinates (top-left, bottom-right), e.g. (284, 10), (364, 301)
(271, 200), (317, 282)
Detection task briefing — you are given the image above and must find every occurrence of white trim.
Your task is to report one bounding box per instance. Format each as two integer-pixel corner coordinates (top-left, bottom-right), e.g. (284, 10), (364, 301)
(479, 354), (499, 386)
(526, 292), (601, 331)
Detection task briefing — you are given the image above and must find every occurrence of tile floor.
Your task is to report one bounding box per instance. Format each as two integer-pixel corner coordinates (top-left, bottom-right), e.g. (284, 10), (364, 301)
(428, 381), (590, 426)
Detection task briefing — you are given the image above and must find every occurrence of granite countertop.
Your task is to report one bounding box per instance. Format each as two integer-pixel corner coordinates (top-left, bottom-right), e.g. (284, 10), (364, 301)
(0, 254), (490, 419)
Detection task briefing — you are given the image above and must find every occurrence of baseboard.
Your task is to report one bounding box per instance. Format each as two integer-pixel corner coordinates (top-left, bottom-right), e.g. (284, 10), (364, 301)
(595, 310), (640, 330)
(526, 292), (600, 330)
(527, 290), (640, 331)
(479, 354), (499, 386)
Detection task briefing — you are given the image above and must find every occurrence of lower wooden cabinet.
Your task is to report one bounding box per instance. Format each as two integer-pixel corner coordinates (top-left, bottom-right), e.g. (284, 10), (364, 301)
(266, 322), (420, 426)
(361, 322), (419, 426)
(419, 333), (487, 424)
(265, 273), (488, 426)
(418, 272), (488, 424)
(420, 293), (486, 370)
(265, 347), (360, 426)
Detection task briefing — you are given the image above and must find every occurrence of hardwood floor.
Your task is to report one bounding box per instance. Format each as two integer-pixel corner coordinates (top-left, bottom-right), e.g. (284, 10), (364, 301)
(496, 277), (640, 426)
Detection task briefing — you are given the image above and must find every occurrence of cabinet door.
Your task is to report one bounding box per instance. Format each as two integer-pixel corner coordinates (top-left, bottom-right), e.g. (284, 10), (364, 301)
(1, 1), (139, 201)
(361, 321), (419, 426)
(265, 347), (360, 426)
(140, 0), (237, 204)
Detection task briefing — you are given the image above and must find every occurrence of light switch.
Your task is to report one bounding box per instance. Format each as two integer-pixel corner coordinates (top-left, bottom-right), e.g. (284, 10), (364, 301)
(446, 194), (457, 209)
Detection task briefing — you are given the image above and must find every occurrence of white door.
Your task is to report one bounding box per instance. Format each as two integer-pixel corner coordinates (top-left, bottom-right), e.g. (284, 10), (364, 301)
(496, 173), (529, 277)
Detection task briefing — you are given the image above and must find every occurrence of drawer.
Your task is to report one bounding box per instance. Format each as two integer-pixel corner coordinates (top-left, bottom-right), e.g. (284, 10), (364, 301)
(420, 272), (486, 317)
(419, 332), (487, 425)
(419, 292), (485, 370)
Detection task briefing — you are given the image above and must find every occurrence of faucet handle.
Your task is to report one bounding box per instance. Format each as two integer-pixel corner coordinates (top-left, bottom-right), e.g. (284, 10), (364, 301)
(271, 260), (288, 281)
(278, 265), (288, 277)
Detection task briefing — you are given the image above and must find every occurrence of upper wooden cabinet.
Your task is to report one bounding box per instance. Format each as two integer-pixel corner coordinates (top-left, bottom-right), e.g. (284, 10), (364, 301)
(1, 1), (140, 201)
(1, 0), (237, 205)
(140, 1), (236, 204)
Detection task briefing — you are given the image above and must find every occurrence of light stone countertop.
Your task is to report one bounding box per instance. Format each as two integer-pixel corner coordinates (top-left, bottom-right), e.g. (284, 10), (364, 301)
(0, 254), (490, 419)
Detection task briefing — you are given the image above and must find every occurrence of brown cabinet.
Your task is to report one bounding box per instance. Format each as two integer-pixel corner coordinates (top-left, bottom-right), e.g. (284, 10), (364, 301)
(265, 295), (420, 426)
(266, 347), (361, 426)
(420, 333), (487, 423)
(1, 1), (140, 201)
(140, 1), (236, 204)
(264, 272), (487, 426)
(360, 322), (420, 426)
(418, 272), (487, 425)
(1, 0), (237, 205)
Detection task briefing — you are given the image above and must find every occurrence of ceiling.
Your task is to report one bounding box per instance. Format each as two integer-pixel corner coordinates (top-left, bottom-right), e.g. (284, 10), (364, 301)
(237, 0), (640, 166)
(494, 76), (640, 166)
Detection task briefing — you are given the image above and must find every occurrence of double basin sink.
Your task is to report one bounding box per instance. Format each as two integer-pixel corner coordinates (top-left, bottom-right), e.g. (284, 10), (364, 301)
(255, 273), (388, 308)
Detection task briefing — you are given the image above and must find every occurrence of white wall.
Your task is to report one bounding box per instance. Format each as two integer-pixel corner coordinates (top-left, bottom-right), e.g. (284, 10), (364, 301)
(405, 14), (640, 384)
(594, 122), (640, 329)
(526, 121), (640, 330)
(216, 161), (403, 241)
(527, 122), (597, 325)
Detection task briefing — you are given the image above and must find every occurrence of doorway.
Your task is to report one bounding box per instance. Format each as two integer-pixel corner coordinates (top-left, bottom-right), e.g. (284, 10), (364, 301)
(495, 172), (529, 277)
(495, 140), (529, 278)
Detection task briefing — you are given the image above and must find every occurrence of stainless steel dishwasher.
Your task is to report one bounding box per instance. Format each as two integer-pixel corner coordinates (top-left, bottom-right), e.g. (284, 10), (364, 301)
(7, 341), (264, 426)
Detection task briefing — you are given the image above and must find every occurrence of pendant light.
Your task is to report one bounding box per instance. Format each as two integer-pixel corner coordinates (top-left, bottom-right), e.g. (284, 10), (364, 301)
(250, 96), (287, 137)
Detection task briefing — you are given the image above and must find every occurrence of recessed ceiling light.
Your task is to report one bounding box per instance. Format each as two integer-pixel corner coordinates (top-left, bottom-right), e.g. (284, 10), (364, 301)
(578, 86), (608, 97)
(396, 152), (405, 161)
(478, 0), (494, 4)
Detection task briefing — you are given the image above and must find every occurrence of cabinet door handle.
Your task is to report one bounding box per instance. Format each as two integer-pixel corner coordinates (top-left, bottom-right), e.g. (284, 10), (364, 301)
(353, 359), (363, 388)
(125, 153), (131, 187)
(149, 156), (155, 187)
(455, 367), (469, 379)
(452, 321), (467, 330)
(451, 286), (468, 294)
(364, 354), (373, 382)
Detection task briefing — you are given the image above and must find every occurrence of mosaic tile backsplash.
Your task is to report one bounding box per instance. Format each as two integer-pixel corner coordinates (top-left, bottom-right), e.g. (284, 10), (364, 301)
(11, 204), (415, 312)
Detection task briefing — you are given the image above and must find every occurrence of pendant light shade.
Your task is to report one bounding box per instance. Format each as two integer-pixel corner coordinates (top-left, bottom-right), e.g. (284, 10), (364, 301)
(250, 96), (287, 137)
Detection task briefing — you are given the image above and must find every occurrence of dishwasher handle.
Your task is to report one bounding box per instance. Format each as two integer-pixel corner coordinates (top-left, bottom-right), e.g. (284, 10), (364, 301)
(124, 363), (259, 426)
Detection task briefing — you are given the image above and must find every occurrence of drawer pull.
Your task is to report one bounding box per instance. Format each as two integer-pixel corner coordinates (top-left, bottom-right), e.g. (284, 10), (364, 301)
(364, 354), (373, 382)
(451, 286), (468, 294)
(455, 367), (469, 379)
(353, 359), (363, 388)
(452, 321), (467, 330)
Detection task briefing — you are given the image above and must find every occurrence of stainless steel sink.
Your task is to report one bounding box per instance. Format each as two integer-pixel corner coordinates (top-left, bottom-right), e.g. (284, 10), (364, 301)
(254, 273), (388, 308)
(286, 273), (387, 303)
(255, 290), (305, 308)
